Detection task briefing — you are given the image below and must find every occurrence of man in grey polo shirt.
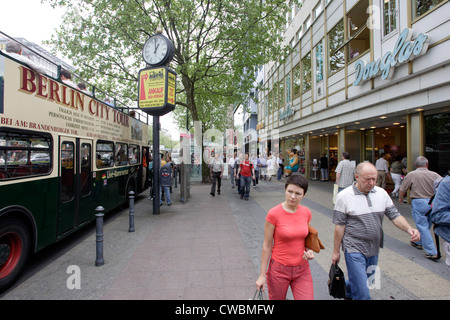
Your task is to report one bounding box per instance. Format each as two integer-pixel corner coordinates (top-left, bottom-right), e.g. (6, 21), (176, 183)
(332, 162), (420, 300)
(335, 152), (355, 192)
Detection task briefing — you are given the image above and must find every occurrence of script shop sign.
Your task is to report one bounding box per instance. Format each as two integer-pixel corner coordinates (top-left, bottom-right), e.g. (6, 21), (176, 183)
(353, 28), (430, 86)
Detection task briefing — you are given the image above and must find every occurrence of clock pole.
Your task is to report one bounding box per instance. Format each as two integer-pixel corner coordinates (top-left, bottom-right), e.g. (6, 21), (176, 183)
(139, 29), (176, 214)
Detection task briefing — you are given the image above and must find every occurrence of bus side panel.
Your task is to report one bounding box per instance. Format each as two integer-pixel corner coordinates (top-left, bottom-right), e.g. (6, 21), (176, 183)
(0, 178), (59, 252)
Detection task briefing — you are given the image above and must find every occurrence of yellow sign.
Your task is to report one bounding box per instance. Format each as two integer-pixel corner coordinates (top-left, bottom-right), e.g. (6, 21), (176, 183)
(139, 67), (166, 109)
(167, 72), (176, 106)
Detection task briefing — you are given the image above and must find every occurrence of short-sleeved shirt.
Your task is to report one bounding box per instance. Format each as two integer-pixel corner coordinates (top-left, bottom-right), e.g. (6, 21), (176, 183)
(333, 183), (401, 257)
(239, 160), (253, 177)
(335, 159), (355, 188)
(399, 167), (442, 199)
(266, 203), (311, 266)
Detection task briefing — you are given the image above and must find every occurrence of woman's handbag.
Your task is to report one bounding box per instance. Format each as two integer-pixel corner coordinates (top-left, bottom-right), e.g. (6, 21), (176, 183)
(305, 225), (325, 253)
(328, 263), (346, 299)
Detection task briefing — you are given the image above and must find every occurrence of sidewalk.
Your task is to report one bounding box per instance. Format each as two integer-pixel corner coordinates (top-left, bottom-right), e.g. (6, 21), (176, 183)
(102, 183), (258, 300)
(2, 176), (449, 300)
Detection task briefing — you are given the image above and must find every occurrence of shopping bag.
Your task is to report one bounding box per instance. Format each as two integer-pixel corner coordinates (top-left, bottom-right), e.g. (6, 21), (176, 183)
(252, 288), (264, 300)
(332, 184), (338, 204)
(328, 263), (346, 299)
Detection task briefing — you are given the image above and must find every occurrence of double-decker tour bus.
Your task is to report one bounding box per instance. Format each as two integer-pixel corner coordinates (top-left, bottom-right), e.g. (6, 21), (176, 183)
(0, 38), (150, 291)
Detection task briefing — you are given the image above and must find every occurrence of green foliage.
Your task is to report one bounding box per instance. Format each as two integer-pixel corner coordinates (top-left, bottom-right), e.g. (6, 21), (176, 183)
(44, 0), (294, 132)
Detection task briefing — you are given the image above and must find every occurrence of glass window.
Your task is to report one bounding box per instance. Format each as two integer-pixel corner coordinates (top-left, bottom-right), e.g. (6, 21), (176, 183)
(292, 64), (301, 99)
(61, 141), (74, 203)
(279, 76), (285, 109)
(328, 19), (345, 74)
(315, 42), (324, 82)
(115, 142), (128, 166)
(304, 15), (311, 30)
(80, 143), (91, 197)
(383, 0), (397, 36)
(313, 2), (323, 19)
(302, 53), (312, 93)
(96, 141), (114, 168)
(412, 0), (445, 20)
(425, 112), (450, 177)
(128, 144), (139, 164)
(0, 130), (52, 179)
(347, 0), (370, 61)
(286, 72), (291, 102)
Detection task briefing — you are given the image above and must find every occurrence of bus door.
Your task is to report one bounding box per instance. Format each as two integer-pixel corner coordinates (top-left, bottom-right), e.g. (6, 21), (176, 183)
(58, 137), (93, 236)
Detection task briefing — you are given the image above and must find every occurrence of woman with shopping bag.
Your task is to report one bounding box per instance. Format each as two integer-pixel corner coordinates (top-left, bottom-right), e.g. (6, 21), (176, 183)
(255, 174), (319, 300)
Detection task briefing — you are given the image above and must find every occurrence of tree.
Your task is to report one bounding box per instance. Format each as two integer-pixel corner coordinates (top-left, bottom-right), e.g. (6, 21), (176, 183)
(45, 0), (295, 180)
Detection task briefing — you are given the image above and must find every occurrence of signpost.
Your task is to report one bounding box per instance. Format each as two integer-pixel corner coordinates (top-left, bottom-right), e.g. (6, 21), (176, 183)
(139, 30), (176, 214)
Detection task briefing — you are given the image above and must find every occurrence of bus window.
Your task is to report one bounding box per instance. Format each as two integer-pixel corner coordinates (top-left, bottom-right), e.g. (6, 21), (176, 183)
(0, 130), (52, 179)
(128, 144), (139, 164)
(61, 142), (74, 203)
(80, 143), (91, 197)
(96, 141), (114, 168)
(115, 142), (128, 166)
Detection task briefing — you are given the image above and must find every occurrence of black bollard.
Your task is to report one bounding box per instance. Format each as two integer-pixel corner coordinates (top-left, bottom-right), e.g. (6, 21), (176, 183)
(95, 206), (105, 266)
(128, 191), (135, 232)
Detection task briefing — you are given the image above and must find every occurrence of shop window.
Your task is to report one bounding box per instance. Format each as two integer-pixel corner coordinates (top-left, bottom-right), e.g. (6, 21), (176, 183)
(328, 19), (345, 74)
(412, 0), (446, 20)
(302, 53), (311, 93)
(347, 0), (370, 61)
(425, 112), (450, 176)
(383, 0), (398, 36)
(292, 64), (301, 99)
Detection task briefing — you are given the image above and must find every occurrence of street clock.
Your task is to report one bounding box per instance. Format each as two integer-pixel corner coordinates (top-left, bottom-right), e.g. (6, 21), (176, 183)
(142, 33), (175, 67)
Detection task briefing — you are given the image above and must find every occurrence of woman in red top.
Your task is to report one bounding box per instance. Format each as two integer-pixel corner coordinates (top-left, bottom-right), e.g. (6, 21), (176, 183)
(255, 174), (315, 300)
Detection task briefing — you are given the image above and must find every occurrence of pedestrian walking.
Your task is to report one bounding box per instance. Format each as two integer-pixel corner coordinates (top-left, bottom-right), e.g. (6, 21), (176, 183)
(390, 155), (407, 197)
(259, 154), (267, 180)
(237, 153), (255, 201)
(334, 152), (355, 192)
(429, 175), (450, 273)
(210, 153), (224, 196)
(319, 153), (329, 181)
(159, 162), (172, 206)
(251, 153), (260, 187)
(228, 152), (236, 189)
(399, 156), (442, 261)
(267, 153), (275, 181)
(332, 162), (420, 300)
(255, 174), (315, 300)
(375, 153), (390, 189)
(235, 153), (243, 194)
(277, 153), (284, 181)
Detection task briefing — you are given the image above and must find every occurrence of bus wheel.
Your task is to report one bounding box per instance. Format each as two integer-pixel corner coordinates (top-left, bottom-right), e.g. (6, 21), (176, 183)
(0, 217), (31, 292)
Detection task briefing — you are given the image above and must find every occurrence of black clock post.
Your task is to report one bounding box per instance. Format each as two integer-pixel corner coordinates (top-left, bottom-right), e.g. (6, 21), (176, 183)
(138, 30), (176, 214)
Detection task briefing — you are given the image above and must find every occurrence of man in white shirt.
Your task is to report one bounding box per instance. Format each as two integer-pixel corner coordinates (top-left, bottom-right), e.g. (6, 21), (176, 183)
(228, 152), (236, 189)
(375, 153), (389, 189)
(5, 41), (47, 74)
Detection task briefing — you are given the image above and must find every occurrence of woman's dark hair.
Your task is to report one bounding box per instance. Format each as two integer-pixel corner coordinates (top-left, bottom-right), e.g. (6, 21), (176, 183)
(285, 174), (308, 194)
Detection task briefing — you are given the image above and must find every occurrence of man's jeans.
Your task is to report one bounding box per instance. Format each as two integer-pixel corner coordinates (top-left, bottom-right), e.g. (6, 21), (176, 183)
(240, 175), (252, 198)
(411, 198), (438, 255)
(160, 186), (171, 205)
(344, 251), (378, 300)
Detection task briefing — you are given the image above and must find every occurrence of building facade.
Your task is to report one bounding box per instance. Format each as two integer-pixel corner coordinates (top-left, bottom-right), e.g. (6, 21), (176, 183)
(257, 0), (450, 179)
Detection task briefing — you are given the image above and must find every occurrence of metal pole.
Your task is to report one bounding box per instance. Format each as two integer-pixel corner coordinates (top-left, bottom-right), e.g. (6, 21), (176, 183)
(153, 115), (160, 214)
(95, 206), (105, 266)
(128, 191), (135, 232)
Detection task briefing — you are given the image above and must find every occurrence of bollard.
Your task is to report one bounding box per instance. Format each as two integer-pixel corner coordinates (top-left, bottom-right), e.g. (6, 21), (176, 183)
(128, 191), (135, 232)
(95, 206), (105, 266)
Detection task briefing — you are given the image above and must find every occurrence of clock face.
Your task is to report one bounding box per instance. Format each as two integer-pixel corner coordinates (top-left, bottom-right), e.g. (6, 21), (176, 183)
(143, 35), (169, 66)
